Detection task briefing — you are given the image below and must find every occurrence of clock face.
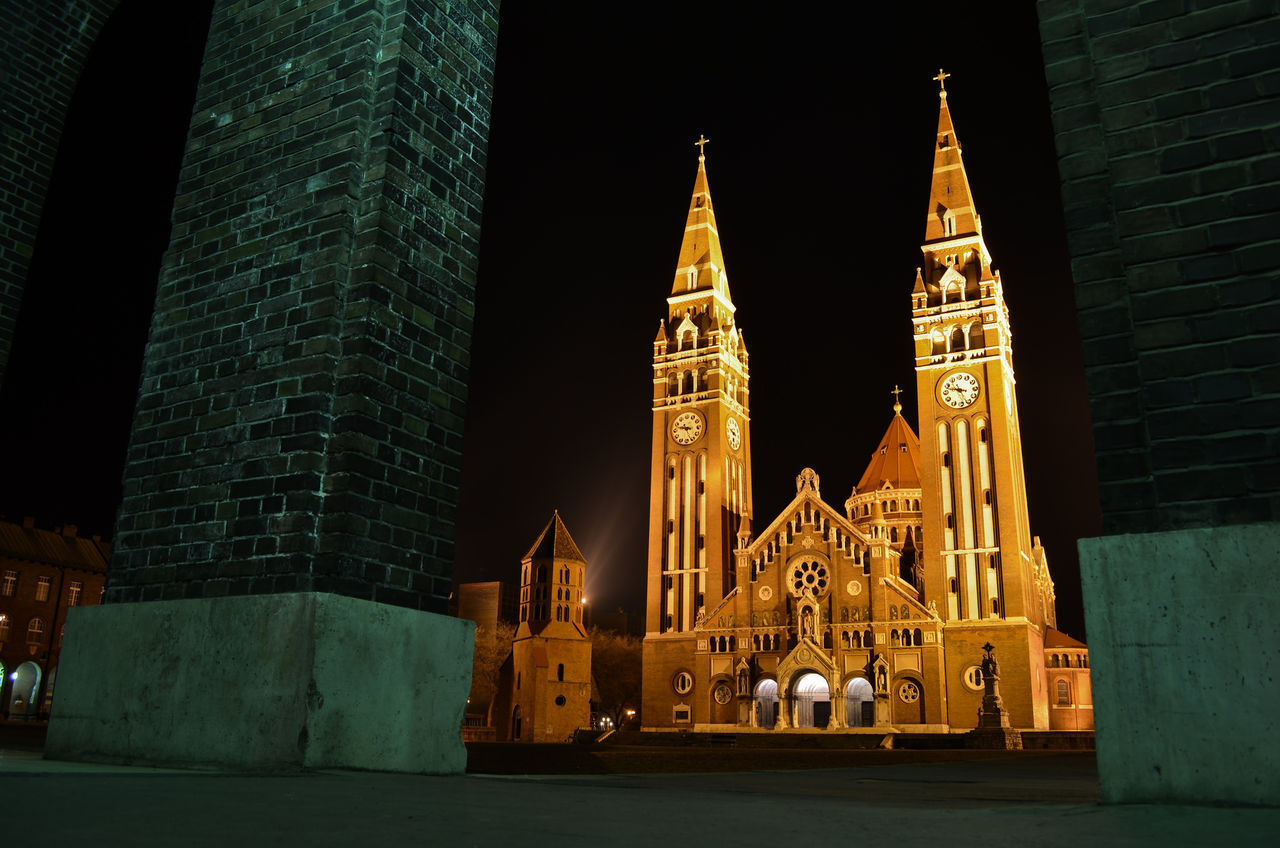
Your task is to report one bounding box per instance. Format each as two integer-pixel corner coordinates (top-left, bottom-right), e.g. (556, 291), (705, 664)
(725, 417), (741, 450)
(671, 412), (704, 445)
(939, 372), (980, 409)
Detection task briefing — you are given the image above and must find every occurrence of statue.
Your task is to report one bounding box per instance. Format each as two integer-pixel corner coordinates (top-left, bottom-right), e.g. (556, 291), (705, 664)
(694, 606), (706, 628)
(801, 607), (814, 640)
(981, 641), (1000, 693)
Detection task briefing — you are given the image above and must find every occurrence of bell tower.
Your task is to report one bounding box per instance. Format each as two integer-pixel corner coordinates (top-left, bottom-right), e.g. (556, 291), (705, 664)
(911, 73), (1055, 728)
(644, 138), (753, 639)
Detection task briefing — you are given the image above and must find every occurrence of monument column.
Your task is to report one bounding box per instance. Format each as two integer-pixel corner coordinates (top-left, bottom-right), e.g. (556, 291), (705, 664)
(45, 0), (500, 775)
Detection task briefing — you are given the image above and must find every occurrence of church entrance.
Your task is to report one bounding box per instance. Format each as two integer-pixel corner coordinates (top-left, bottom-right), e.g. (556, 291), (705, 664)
(7, 662), (41, 720)
(793, 672), (830, 728)
(754, 679), (778, 729)
(845, 677), (874, 727)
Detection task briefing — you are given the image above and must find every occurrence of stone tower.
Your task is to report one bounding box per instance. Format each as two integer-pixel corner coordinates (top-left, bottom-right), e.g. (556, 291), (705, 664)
(911, 76), (1056, 729)
(503, 511), (591, 742)
(642, 143), (754, 723)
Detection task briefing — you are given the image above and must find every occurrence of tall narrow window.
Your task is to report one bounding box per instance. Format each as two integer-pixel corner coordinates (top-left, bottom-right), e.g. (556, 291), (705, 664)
(35, 576), (51, 602)
(0, 613), (8, 640)
(26, 618), (45, 645)
(0, 570), (15, 597)
(67, 580), (83, 606)
(557, 663), (565, 682)
(1056, 679), (1070, 706)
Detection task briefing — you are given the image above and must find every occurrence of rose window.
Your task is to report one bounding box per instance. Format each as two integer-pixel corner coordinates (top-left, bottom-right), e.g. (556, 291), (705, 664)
(898, 681), (920, 703)
(789, 558), (830, 598)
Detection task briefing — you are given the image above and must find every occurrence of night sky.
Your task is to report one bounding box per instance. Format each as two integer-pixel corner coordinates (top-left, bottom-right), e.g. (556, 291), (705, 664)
(0, 3), (1100, 639)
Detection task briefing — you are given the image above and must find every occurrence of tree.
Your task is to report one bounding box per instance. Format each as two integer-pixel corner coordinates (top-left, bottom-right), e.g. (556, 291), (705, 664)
(589, 626), (642, 729)
(469, 620), (516, 718)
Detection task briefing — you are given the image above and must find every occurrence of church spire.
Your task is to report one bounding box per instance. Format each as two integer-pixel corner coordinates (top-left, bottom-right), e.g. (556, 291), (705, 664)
(924, 70), (981, 244)
(670, 137), (733, 305)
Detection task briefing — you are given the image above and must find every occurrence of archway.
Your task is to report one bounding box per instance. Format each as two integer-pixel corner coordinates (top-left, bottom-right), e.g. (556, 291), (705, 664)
(753, 679), (778, 729)
(793, 672), (831, 728)
(8, 662), (41, 720)
(845, 677), (874, 727)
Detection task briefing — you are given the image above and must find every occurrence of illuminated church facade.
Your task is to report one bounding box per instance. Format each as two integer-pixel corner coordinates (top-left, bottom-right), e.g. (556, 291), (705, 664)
(641, 82), (1092, 733)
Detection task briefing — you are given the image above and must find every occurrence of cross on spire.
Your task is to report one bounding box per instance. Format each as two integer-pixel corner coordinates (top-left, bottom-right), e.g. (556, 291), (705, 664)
(695, 133), (710, 157)
(891, 384), (903, 413)
(933, 68), (950, 97)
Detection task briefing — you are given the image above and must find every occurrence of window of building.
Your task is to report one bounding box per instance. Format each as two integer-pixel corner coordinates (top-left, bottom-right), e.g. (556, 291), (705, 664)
(35, 576), (51, 602)
(1, 570), (16, 597)
(1056, 679), (1071, 706)
(0, 613), (8, 640)
(557, 663), (565, 682)
(26, 618), (45, 644)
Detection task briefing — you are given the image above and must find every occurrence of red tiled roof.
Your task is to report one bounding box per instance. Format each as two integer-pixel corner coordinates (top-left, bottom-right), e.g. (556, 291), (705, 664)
(0, 519), (109, 573)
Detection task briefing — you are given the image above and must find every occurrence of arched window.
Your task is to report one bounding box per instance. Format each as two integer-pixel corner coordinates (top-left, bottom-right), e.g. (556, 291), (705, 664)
(0, 613), (7, 640)
(26, 618), (45, 644)
(942, 452), (951, 467)
(890, 500), (897, 512)
(852, 630), (862, 648)
(901, 629), (912, 647)
(891, 630), (901, 647)
(931, 329), (946, 355)
(728, 636), (736, 652)
(943, 209), (957, 236)
(1056, 679), (1071, 706)
(946, 514), (955, 529)
(914, 628), (922, 645)
(697, 366), (708, 392)
(890, 527), (898, 543)
(840, 632), (850, 648)
(537, 564), (546, 581)
(950, 325), (965, 351)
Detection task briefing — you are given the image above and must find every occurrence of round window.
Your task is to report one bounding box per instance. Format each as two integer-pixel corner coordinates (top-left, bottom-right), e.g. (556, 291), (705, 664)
(788, 557), (830, 598)
(673, 671), (694, 695)
(554, 694), (567, 707)
(962, 665), (985, 691)
(713, 683), (733, 704)
(898, 681), (920, 703)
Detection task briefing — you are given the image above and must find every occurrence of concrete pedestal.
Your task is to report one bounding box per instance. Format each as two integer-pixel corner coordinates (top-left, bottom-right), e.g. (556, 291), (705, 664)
(1079, 522), (1280, 805)
(45, 592), (474, 774)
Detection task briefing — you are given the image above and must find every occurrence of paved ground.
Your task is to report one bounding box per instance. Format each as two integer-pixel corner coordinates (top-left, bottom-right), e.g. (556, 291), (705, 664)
(0, 738), (1275, 846)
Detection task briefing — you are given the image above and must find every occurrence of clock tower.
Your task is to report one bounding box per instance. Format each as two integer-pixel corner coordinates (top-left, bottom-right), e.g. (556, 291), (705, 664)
(911, 75), (1056, 729)
(643, 141), (753, 722)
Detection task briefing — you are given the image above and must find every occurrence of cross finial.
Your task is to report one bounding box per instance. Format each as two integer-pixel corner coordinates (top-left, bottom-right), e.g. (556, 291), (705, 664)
(695, 133), (710, 157)
(891, 384), (903, 414)
(933, 68), (950, 98)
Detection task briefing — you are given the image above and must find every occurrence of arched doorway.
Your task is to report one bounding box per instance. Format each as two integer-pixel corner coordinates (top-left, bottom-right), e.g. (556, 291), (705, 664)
(892, 676), (926, 725)
(754, 679), (778, 729)
(845, 677), (874, 727)
(8, 662), (41, 721)
(793, 672), (831, 728)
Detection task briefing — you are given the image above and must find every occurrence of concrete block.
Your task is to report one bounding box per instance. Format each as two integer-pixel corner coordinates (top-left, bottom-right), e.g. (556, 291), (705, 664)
(45, 592), (473, 774)
(1079, 522), (1280, 804)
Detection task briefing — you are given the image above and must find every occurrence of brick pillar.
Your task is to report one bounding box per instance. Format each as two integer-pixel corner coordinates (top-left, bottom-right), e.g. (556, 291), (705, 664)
(46, 0), (500, 774)
(0, 1), (120, 386)
(1036, 0), (1280, 805)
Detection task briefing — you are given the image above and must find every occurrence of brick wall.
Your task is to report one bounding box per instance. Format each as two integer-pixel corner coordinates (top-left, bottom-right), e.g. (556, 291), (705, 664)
(0, 0), (120, 387)
(109, 0), (499, 612)
(1036, 0), (1280, 534)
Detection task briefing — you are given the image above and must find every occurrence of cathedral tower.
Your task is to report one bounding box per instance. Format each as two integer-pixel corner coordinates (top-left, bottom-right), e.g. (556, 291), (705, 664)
(911, 74), (1056, 729)
(643, 140), (753, 724)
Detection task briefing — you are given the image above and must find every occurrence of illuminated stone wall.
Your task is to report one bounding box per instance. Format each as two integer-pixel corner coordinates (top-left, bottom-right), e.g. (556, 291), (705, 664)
(0, 0), (121, 387)
(1036, 0), (1279, 806)
(1037, 0), (1280, 534)
(106, 0), (500, 612)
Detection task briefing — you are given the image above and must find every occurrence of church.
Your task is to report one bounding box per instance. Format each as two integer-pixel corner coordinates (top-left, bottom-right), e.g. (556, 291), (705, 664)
(641, 77), (1092, 733)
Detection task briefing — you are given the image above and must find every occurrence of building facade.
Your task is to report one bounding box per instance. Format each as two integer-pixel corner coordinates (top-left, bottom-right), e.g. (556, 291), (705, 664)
(641, 82), (1091, 733)
(0, 518), (108, 720)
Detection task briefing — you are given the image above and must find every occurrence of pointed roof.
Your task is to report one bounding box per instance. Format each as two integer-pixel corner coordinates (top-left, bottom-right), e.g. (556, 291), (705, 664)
(670, 150), (733, 304)
(523, 511), (586, 563)
(1044, 628), (1087, 649)
(923, 80), (981, 243)
(855, 406), (922, 493)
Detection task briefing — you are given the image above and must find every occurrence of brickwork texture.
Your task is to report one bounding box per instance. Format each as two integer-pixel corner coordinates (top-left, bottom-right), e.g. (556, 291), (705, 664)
(1036, 0), (1280, 535)
(0, 0), (121, 387)
(106, 0), (499, 611)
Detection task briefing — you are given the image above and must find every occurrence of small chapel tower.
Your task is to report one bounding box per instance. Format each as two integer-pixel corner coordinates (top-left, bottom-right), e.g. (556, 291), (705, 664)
(502, 511), (591, 742)
(911, 73), (1056, 729)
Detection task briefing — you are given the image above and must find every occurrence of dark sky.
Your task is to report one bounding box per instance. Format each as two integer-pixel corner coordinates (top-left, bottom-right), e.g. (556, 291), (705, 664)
(0, 2), (1100, 639)
(453, 3), (1101, 640)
